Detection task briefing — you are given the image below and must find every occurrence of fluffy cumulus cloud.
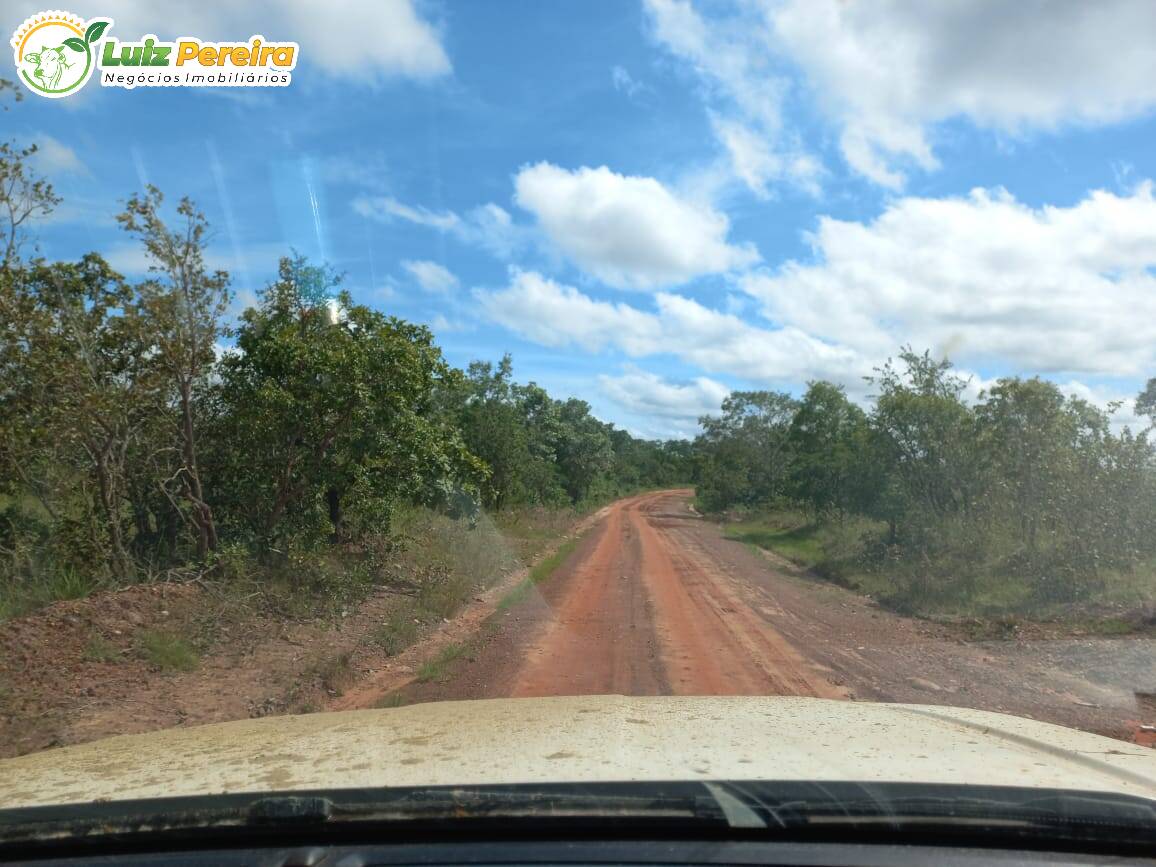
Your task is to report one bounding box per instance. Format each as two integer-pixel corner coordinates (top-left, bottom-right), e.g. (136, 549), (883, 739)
(474, 269), (863, 384)
(647, 0), (1156, 189)
(770, 0), (1156, 187)
(740, 183), (1156, 376)
(65, 0), (450, 82)
(643, 0), (820, 197)
(513, 162), (758, 289)
(401, 259), (458, 293)
(598, 367), (729, 421)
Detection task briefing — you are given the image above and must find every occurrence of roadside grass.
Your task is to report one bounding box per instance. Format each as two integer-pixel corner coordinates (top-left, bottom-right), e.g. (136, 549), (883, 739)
(82, 633), (120, 663)
(415, 642), (467, 683)
(497, 536), (580, 612)
(373, 611), (419, 656)
(136, 628), (199, 672)
(316, 651), (356, 695)
(0, 567), (100, 622)
(725, 512), (872, 586)
(726, 509), (1156, 633)
(492, 506), (580, 563)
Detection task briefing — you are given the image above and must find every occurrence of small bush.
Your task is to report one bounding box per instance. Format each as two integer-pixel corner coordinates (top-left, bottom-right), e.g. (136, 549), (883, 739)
(317, 651), (355, 695)
(374, 612), (419, 656)
(415, 642), (465, 683)
(83, 633), (120, 663)
(137, 629), (199, 671)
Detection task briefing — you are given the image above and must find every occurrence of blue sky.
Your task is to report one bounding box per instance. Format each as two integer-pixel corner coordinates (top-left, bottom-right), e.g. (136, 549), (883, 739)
(10, 0), (1156, 438)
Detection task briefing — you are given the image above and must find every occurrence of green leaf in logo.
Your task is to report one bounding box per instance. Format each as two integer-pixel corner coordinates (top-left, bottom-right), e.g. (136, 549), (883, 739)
(63, 37), (86, 52)
(85, 20), (109, 43)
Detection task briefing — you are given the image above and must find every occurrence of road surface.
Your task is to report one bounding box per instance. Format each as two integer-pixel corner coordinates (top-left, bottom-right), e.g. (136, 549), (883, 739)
(402, 490), (1156, 743)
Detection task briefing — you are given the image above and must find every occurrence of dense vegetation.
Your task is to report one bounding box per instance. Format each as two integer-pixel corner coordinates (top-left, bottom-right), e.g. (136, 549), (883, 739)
(696, 351), (1156, 618)
(0, 90), (690, 618)
(4, 79), (1153, 629)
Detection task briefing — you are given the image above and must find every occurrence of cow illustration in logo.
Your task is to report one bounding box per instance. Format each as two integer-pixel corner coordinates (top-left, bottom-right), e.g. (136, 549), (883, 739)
(11, 12), (111, 98)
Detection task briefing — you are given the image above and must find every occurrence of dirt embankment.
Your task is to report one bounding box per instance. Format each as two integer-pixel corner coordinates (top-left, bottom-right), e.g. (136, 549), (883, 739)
(0, 506), (609, 758)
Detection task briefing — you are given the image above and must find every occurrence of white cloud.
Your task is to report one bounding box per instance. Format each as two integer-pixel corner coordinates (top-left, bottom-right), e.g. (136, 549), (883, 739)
(771, 0), (1156, 186)
(66, 0), (450, 82)
(1054, 381), (1148, 433)
(513, 162), (758, 289)
(353, 196), (521, 257)
(612, 65), (646, 98)
(401, 259), (459, 293)
(103, 240), (287, 285)
(475, 269), (863, 384)
(599, 366), (729, 420)
(353, 196), (460, 231)
(31, 135), (87, 176)
(643, 0), (819, 197)
(645, 0), (781, 130)
(646, 0), (1156, 188)
(476, 270), (661, 352)
(740, 183), (1156, 377)
(710, 113), (820, 198)
(428, 313), (474, 334)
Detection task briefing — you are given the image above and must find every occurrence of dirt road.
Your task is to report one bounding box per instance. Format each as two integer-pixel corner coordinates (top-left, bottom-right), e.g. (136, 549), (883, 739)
(4, 489), (1152, 757)
(402, 490), (1156, 742)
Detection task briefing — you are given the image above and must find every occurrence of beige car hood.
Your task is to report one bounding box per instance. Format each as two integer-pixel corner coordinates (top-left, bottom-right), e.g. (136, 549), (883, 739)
(3, 695), (1156, 810)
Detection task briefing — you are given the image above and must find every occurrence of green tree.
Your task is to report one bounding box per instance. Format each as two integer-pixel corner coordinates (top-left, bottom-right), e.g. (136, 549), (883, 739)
(0, 80), (60, 268)
(1137, 378), (1156, 428)
(117, 187), (228, 557)
(554, 398), (614, 503)
(453, 355), (536, 509)
(868, 349), (978, 544)
(213, 255), (482, 544)
(975, 377), (1075, 551)
(695, 390), (798, 511)
(788, 381), (873, 519)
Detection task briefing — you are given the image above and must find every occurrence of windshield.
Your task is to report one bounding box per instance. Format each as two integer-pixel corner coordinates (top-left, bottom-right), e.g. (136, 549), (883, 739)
(2, 0), (1156, 845)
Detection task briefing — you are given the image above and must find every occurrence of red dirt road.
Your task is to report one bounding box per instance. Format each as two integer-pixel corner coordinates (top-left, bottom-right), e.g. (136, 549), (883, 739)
(508, 490), (844, 698)
(5, 490), (1151, 757)
(402, 490), (1156, 744)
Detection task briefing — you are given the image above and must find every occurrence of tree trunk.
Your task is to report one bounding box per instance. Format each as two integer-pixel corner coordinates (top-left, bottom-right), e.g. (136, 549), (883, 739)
(93, 444), (131, 579)
(327, 486), (345, 543)
(178, 377), (217, 556)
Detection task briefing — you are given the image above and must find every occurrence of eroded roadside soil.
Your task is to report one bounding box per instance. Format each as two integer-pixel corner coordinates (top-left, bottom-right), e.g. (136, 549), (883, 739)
(0, 506), (611, 758)
(399, 490), (1156, 744)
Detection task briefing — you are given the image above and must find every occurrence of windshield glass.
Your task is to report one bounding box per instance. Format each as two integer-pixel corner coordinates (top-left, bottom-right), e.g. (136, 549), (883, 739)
(2, 0), (1156, 838)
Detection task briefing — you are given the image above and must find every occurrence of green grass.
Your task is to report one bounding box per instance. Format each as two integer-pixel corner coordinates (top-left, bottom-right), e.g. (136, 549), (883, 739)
(415, 642), (466, 683)
(82, 633), (120, 663)
(0, 568), (100, 622)
(725, 509), (1156, 632)
(497, 536), (580, 611)
(726, 521), (826, 567)
(136, 629), (199, 672)
(373, 611), (419, 656)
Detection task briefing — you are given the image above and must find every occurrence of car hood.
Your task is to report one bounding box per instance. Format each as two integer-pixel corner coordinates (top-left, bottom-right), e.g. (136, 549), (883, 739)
(2, 695), (1155, 809)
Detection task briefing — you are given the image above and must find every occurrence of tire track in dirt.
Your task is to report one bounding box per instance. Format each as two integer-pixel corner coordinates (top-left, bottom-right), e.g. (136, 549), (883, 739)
(630, 492), (845, 697)
(401, 490), (845, 702)
(328, 501), (621, 711)
(508, 499), (667, 697)
(390, 490), (1156, 748)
